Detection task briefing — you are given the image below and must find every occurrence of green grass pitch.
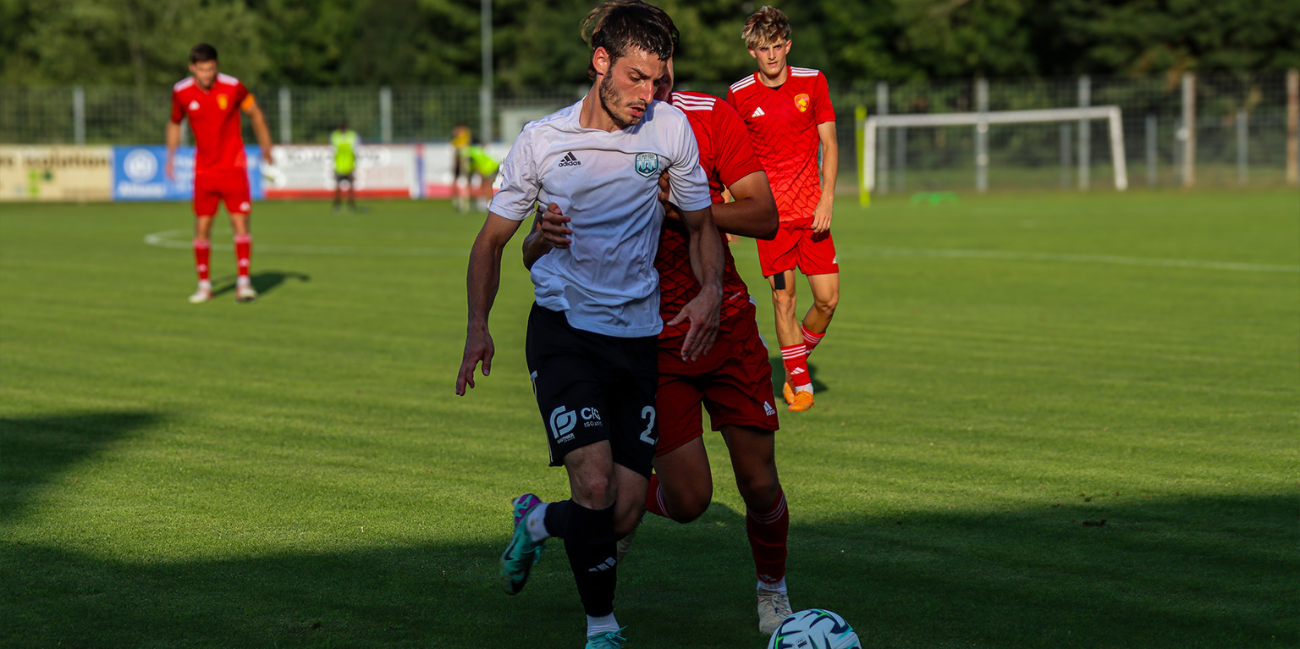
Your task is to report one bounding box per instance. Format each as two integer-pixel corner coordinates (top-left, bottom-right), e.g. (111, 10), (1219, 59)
(2, 190), (1296, 648)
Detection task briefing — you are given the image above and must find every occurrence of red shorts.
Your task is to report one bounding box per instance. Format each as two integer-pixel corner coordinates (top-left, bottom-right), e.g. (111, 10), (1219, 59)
(193, 169), (252, 217)
(655, 303), (779, 457)
(757, 217), (838, 277)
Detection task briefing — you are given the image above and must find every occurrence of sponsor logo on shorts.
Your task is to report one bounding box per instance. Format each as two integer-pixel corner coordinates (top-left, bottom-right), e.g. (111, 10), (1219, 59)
(549, 406), (576, 442)
(764, 401), (776, 416)
(580, 407), (602, 428)
(588, 557), (617, 572)
(238, 201), (250, 212)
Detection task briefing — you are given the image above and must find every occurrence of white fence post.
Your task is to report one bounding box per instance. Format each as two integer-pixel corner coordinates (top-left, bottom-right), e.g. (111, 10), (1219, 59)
(380, 86), (393, 143)
(875, 82), (889, 194)
(1181, 72), (1196, 188)
(1145, 114), (1157, 187)
(976, 77), (988, 193)
(1237, 108), (1248, 185)
(1078, 75), (1090, 190)
(73, 86), (85, 145)
(278, 87), (291, 144)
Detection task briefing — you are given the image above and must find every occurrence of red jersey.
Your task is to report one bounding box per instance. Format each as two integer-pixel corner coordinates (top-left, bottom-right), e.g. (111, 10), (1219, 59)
(170, 74), (253, 174)
(656, 91), (765, 338)
(725, 66), (835, 222)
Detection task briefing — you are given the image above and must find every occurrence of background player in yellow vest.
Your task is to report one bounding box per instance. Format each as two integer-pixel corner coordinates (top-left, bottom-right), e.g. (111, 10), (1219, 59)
(331, 121), (359, 213)
(466, 139), (500, 212)
(451, 123), (472, 212)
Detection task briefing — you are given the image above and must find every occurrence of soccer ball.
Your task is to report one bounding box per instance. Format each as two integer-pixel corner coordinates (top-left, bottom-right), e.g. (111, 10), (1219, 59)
(766, 609), (861, 649)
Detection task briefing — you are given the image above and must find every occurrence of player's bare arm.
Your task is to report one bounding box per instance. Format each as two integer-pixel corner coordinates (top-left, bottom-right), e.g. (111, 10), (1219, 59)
(657, 172), (778, 240)
(165, 121), (181, 181)
(521, 203), (571, 270)
(457, 213), (525, 395)
(813, 121), (838, 234)
(667, 205), (724, 362)
(241, 98), (275, 165)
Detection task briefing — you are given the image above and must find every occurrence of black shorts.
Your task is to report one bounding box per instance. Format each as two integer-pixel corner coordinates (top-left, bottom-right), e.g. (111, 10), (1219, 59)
(525, 303), (658, 478)
(335, 172), (354, 183)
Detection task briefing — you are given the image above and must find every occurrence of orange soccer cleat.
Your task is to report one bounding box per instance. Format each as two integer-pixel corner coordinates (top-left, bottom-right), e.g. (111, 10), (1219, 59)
(787, 390), (814, 412)
(782, 381), (795, 406)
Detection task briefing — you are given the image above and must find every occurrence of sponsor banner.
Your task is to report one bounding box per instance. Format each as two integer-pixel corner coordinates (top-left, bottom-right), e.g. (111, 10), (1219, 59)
(265, 145), (419, 199)
(112, 145), (264, 201)
(0, 146), (113, 201)
(421, 142), (510, 198)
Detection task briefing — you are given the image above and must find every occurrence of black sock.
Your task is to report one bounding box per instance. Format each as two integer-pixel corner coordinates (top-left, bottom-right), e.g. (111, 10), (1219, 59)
(561, 502), (617, 617)
(543, 499), (572, 539)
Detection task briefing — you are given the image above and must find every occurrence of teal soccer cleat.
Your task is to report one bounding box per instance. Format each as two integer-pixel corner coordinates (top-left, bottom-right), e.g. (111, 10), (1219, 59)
(500, 493), (545, 594)
(584, 628), (627, 648)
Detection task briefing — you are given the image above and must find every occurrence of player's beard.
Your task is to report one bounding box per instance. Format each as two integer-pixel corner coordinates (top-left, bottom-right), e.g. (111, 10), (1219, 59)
(599, 73), (647, 129)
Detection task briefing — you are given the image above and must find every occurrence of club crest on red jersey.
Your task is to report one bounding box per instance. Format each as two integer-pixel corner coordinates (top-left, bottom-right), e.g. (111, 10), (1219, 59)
(217, 95), (229, 110)
(794, 93), (810, 113)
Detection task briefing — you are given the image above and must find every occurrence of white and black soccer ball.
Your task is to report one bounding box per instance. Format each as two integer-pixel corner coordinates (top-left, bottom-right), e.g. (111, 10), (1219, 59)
(766, 609), (861, 649)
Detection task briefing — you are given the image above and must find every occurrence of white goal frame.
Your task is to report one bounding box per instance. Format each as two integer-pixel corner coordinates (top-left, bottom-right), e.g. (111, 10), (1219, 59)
(862, 106), (1129, 192)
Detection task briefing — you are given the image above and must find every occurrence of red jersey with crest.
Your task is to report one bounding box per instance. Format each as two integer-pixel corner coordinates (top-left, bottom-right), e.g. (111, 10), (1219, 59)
(656, 91), (765, 339)
(170, 73), (253, 175)
(726, 67), (835, 222)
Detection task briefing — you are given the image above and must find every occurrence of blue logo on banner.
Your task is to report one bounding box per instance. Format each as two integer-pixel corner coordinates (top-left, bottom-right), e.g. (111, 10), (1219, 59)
(112, 145), (263, 201)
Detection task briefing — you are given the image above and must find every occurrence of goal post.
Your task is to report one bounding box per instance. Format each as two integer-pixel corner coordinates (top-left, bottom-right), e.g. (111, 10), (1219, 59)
(861, 106), (1129, 194)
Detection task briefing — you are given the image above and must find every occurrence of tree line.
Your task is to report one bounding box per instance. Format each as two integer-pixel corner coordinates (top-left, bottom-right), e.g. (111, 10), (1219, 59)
(3, 0), (1297, 90)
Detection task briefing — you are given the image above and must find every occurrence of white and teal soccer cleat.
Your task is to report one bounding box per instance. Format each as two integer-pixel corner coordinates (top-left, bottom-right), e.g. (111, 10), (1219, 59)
(235, 285), (258, 303)
(500, 493), (545, 595)
(584, 629), (627, 649)
(757, 588), (794, 635)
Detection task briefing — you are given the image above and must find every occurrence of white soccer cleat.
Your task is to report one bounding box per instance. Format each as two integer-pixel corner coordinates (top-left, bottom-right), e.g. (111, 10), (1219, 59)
(235, 285), (258, 303)
(757, 588), (794, 635)
(188, 288), (212, 304)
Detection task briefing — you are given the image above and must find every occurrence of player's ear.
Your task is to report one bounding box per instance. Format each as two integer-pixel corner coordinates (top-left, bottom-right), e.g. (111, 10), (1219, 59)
(593, 47), (611, 77)
(784, 40), (792, 54)
(747, 46), (758, 60)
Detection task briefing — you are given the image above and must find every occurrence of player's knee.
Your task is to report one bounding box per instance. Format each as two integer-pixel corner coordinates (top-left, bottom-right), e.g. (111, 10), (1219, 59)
(738, 474), (781, 510)
(571, 474), (613, 508)
(813, 294), (838, 318)
(771, 290), (796, 314)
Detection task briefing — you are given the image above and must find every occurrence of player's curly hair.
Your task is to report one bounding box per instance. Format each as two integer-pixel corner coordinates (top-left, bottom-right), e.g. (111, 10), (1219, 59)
(741, 6), (791, 49)
(580, 1), (679, 81)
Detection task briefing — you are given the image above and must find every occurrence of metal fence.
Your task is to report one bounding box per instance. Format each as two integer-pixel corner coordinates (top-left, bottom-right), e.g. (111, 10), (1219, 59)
(3, 71), (1297, 191)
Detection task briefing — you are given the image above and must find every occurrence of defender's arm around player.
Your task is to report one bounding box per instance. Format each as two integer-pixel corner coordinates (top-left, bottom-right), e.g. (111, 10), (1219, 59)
(166, 43), (273, 304)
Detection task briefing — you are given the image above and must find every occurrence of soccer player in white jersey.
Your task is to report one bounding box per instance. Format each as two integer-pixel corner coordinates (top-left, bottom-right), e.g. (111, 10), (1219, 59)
(454, 4), (724, 647)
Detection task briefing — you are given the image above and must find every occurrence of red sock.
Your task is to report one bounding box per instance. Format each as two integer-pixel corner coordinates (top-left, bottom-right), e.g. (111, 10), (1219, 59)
(780, 345), (811, 388)
(193, 239), (211, 282)
(747, 489), (789, 587)
(801, 326), (825, 358)
(234, 234), (251, 278)
(643, 473), (670, 518)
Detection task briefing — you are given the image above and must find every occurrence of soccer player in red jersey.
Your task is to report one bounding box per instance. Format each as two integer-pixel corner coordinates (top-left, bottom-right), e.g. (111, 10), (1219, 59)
(524, 2), (795, 632)
(166, 43), (274, 304)
(726, 7), (839, 412)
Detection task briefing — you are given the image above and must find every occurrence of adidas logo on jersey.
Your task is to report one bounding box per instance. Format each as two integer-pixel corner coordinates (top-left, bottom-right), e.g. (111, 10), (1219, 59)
(751, 107), (766, 118)
(764, 401), (777, 416)
(558, 152), (581, 167)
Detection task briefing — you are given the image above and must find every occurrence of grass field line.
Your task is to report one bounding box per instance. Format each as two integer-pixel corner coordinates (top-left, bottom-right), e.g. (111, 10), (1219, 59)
(144, 228), (1300, 273)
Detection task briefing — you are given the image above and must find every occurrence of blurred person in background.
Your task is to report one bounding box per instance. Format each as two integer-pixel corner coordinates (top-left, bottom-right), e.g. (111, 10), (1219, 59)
(331, 120), (359, 214)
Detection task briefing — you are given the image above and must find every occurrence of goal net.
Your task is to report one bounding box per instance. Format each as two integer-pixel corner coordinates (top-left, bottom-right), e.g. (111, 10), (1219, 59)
(860, 106), (1129, 197)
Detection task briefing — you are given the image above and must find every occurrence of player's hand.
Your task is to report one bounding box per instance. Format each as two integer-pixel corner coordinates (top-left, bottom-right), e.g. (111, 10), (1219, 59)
(456, 327), (495, 396)
(667, 286), (721, 362)
(262, 148), (274, 165)
(812, 199), (833, 234)
(657, 173), (682, 222)
(165, 157), (175, 182)
(537, 203), (572, 249)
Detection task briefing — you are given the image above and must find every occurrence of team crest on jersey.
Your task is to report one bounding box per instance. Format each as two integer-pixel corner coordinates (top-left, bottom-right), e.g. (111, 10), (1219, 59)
(217, 94), (229, 110)
(794, 93), (810, 113)
(635, 153), (659, 178)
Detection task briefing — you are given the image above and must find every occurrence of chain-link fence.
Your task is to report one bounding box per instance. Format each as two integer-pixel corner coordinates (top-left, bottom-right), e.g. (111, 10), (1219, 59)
(2, 71), (1297, 191)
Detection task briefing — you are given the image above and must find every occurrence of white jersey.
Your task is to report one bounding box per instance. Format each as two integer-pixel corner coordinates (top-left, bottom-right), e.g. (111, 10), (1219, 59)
(491, 97), (712, 338)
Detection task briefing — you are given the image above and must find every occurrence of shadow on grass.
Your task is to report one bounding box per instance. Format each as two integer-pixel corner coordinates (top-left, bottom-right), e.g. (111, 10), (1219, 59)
(0, 411), (163, 523)
(210, 271), (311, 299)
(4, 493), (1294, 648)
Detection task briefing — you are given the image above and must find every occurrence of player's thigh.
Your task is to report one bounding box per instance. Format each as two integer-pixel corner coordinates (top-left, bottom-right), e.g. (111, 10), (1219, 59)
(602, 335), (659, 482)
(757, 221), (800, 278)
(651, 436), (712, 522)
(221, 171), (252, 217)
(524, 305), (612, 471)
(806, 271), (840, 307)
(797, 226), (839, 277)
(193, 176), (220, 218)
